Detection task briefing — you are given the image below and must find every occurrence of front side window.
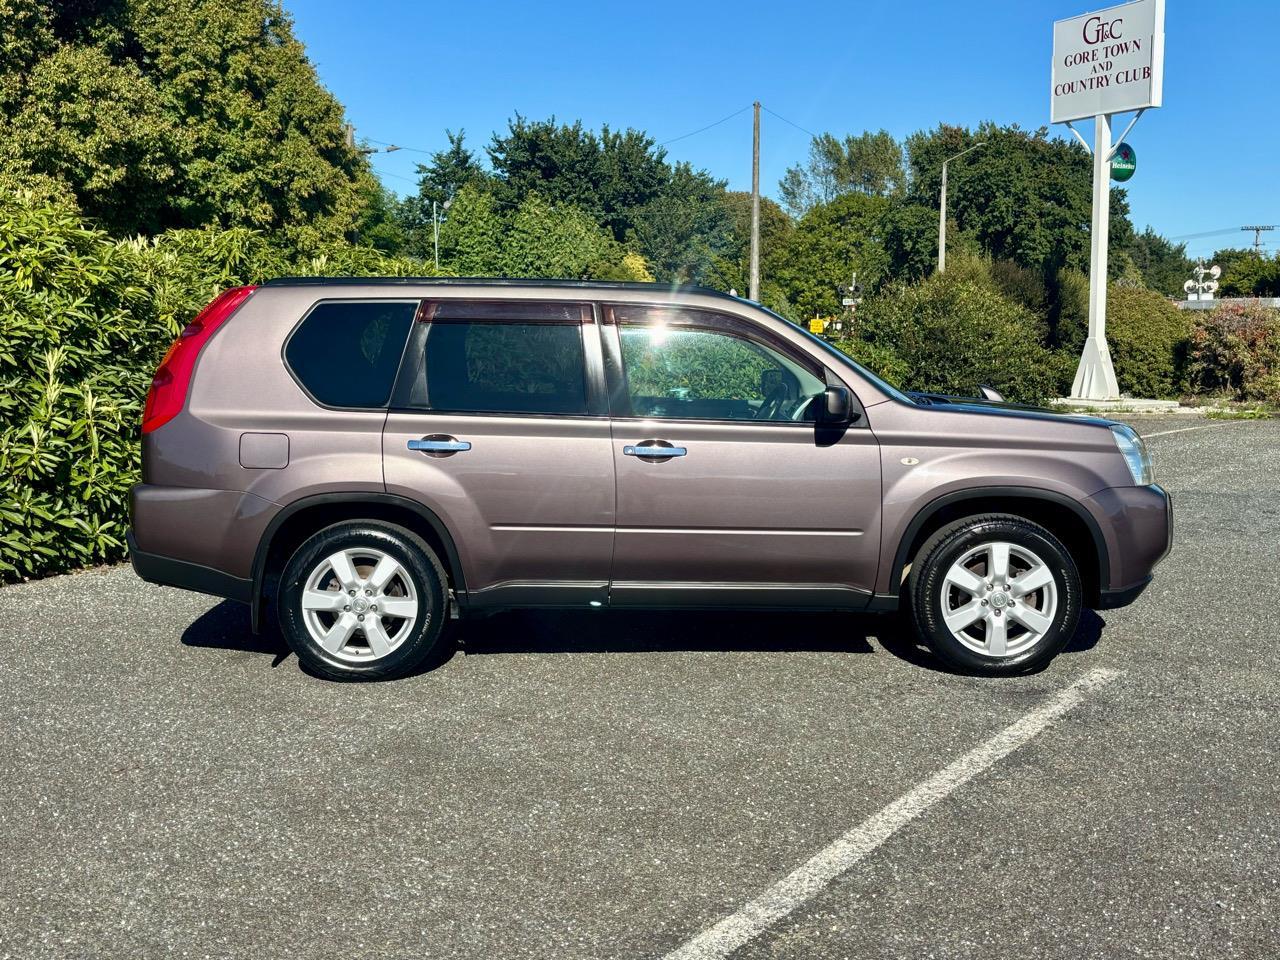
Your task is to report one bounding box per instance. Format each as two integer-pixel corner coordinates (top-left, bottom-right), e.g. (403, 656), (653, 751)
(613, 309), (826, 423)
(420, 310), (588, 416)
(285, 300), (417, 408)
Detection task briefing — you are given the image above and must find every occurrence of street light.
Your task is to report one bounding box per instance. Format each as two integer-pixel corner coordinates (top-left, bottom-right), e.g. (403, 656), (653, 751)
(937, 141), (986, 274)
(432, 198), (452, 271)
(360, 144), (402, 156)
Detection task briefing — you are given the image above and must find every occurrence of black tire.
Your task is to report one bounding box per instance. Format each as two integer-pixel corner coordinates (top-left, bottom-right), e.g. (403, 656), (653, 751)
(278, 520), (448, 681)
(908, 514), (1081, 676)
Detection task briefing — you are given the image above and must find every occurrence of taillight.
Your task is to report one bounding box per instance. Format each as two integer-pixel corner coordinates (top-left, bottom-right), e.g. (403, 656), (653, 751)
(141, 285), (256, 434)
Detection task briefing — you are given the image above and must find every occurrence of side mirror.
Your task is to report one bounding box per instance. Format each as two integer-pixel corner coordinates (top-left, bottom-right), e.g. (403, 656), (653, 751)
(978, 384), (1005, 403)
(821, 385), (854, 423)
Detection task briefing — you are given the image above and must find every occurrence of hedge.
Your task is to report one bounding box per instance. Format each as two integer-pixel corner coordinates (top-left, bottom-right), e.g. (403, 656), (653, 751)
(1187, 304), (1280, 405)
(1055, 277), (1192, 399)
(0, 190), (436, 581)
(844, 262), (1068, 405)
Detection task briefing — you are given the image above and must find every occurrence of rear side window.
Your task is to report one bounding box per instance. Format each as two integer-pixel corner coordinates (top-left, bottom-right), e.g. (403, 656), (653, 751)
(422, 322), (588, 415)
(285, 301), (416, 408)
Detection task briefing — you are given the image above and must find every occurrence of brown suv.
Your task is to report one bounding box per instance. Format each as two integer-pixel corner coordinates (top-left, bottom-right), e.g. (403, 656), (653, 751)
(129, 279), (1171, 680)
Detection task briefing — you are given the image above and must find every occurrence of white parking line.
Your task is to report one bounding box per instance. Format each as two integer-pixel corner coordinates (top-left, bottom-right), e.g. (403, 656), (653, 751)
(1143, 423), (1239, 438)
(663, 667), (1122, 960)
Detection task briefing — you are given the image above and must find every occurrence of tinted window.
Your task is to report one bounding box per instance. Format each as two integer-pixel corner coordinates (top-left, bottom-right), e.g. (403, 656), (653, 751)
(618, 323), (826, 422)
(286, 300), (416, 408)
(423, 322), (587, 416)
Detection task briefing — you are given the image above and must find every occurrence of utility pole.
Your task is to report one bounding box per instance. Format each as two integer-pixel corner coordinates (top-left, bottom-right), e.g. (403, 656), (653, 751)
(344, 123), (401, 157)
(937, 142), (985, 273)
(1242, 225), (1275, 254)
(749, 101), (761, 302)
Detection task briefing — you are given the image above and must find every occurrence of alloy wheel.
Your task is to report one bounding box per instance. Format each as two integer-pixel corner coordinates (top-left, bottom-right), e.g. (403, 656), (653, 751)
(939, 540), (1059, 658)
(300, 548), (419, 662)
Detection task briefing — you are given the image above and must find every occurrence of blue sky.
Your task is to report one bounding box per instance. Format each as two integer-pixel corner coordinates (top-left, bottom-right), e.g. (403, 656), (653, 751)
(290, 0), (1278, 259)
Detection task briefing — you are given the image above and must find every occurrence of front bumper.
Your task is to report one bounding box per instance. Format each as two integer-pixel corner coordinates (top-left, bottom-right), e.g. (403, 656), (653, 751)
(1085, 483), (1173, 609)
(128, 530), (252, 604)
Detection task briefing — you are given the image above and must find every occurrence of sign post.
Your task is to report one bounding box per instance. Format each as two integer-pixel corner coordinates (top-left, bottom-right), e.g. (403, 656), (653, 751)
(1052, 0), (1165, 400)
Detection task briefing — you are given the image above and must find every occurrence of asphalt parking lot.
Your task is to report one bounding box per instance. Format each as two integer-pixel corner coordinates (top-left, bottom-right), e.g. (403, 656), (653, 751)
(2, 415), (1278, 959)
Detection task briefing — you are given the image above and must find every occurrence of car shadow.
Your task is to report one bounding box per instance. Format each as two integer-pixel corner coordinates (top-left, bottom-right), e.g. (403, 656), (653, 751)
(180, 600), (292, 667)
(180, 600), (1104, 677)
(458, 608), (876, 656)
(871, 608), (1105, 675)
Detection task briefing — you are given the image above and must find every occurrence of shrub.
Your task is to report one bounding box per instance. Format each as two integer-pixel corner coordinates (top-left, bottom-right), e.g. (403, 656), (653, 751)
(1055, 280), (1191, 398)
(846, 262), (1066, 404)
(1187, 305), (1280, 405)
(0, 189), (439, 582)
(1105, 285), (1192, 398)
(0, 191), (168, 579)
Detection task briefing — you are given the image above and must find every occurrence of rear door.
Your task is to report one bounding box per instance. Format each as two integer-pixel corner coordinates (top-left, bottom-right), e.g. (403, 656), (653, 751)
(383, 299), (615, 610)
(601, 303), (882, 608)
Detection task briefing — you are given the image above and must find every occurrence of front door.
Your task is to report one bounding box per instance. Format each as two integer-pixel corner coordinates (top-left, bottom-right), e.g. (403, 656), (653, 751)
(601, 303), (882, 609)
(383, 299), (614, 610)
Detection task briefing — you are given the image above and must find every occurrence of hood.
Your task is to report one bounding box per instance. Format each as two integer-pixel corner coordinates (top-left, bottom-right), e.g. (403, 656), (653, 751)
(905, 391), (1116, 428)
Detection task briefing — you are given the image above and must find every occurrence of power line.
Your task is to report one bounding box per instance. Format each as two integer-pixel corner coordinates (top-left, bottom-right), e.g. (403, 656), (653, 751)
(760, 106), (820, 141)
(366, 137), (434, 155)
(366, 105), (758, 157)
(370, 165), (417, 184)
(659, 104), (752, 146)
(1168, 226), (1252, 241)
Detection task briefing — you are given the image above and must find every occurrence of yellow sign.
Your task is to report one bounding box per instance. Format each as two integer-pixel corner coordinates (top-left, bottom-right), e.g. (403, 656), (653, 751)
(808, 319), (825, 334)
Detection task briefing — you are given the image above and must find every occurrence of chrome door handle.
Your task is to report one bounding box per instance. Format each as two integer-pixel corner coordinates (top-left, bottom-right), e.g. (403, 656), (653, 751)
(624, 443), (686, 458)
(408, 438), (471, 452)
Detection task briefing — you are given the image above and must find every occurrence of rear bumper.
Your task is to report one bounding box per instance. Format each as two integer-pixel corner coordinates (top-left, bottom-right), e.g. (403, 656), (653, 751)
(1097, 575), (1153, 609)
(128, 530), (251, 604)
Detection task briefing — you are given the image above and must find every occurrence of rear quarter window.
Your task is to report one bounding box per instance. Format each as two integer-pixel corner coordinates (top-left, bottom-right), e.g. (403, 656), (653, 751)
(285, 300), (417, 408)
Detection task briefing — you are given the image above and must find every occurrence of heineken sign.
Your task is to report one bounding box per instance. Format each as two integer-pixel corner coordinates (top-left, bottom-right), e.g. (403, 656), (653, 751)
(1110, 142), (1137, 181)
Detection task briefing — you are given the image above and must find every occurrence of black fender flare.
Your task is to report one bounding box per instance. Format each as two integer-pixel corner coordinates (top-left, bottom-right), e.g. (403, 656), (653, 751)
(249, 492), (467, 631)
(877, 485), (1110, 607)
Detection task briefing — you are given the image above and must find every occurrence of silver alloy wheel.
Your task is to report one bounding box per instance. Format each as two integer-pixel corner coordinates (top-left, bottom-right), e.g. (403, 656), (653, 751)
(939, 540), (1059, 659)
(300, 548), (418, 663)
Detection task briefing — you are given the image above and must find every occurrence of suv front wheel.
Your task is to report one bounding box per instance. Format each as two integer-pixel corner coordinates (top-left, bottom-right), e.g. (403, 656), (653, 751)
(278, 521), (449, 681)
(909, 514), (1082, 675)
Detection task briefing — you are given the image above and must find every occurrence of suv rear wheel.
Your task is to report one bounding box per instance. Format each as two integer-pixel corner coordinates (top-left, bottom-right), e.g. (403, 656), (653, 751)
(908, 514), (1081, 675)
(278, 521), (448, 681)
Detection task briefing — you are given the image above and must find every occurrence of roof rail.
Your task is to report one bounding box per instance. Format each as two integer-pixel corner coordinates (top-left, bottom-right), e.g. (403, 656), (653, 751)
(260, 276), (744, 301)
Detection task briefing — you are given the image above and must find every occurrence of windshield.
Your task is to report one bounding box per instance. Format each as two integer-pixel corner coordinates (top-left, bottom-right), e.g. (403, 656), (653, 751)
(765, 308), (916, 405)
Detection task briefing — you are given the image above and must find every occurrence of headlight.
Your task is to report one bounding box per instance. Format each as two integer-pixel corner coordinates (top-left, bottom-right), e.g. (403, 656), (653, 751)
(1109, 424), (1155, 485)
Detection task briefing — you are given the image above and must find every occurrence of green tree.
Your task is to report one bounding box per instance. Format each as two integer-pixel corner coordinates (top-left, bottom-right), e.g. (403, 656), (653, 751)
(705, 191), (794, 312)
(904, 122), (1134, 278)
(0, 0), (375, 247)
(849, 261), (1067, 404)
(770, 193), (892, 320)
(627, 164), (734, 283)
(1126, 227), (1192, 297)
(398, 129), (490, 256)
(0, 45), (183, 234)
(779, 130), (904, 217)
(485, 116), (729, 280)
(1212, 248), (1280, 297)
(500, 193), (625, 279)
(437, 184), (503, 276)
(882, 202), (940, 281)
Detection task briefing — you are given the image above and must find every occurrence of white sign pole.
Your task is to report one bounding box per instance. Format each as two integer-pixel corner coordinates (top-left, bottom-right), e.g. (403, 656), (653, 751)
(1052, 0), (1165, 400)
(1071, 113), (1120, 399)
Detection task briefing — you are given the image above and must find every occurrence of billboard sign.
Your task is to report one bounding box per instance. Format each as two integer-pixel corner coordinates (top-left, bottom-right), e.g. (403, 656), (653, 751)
(1052, 0), (1165, 123)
